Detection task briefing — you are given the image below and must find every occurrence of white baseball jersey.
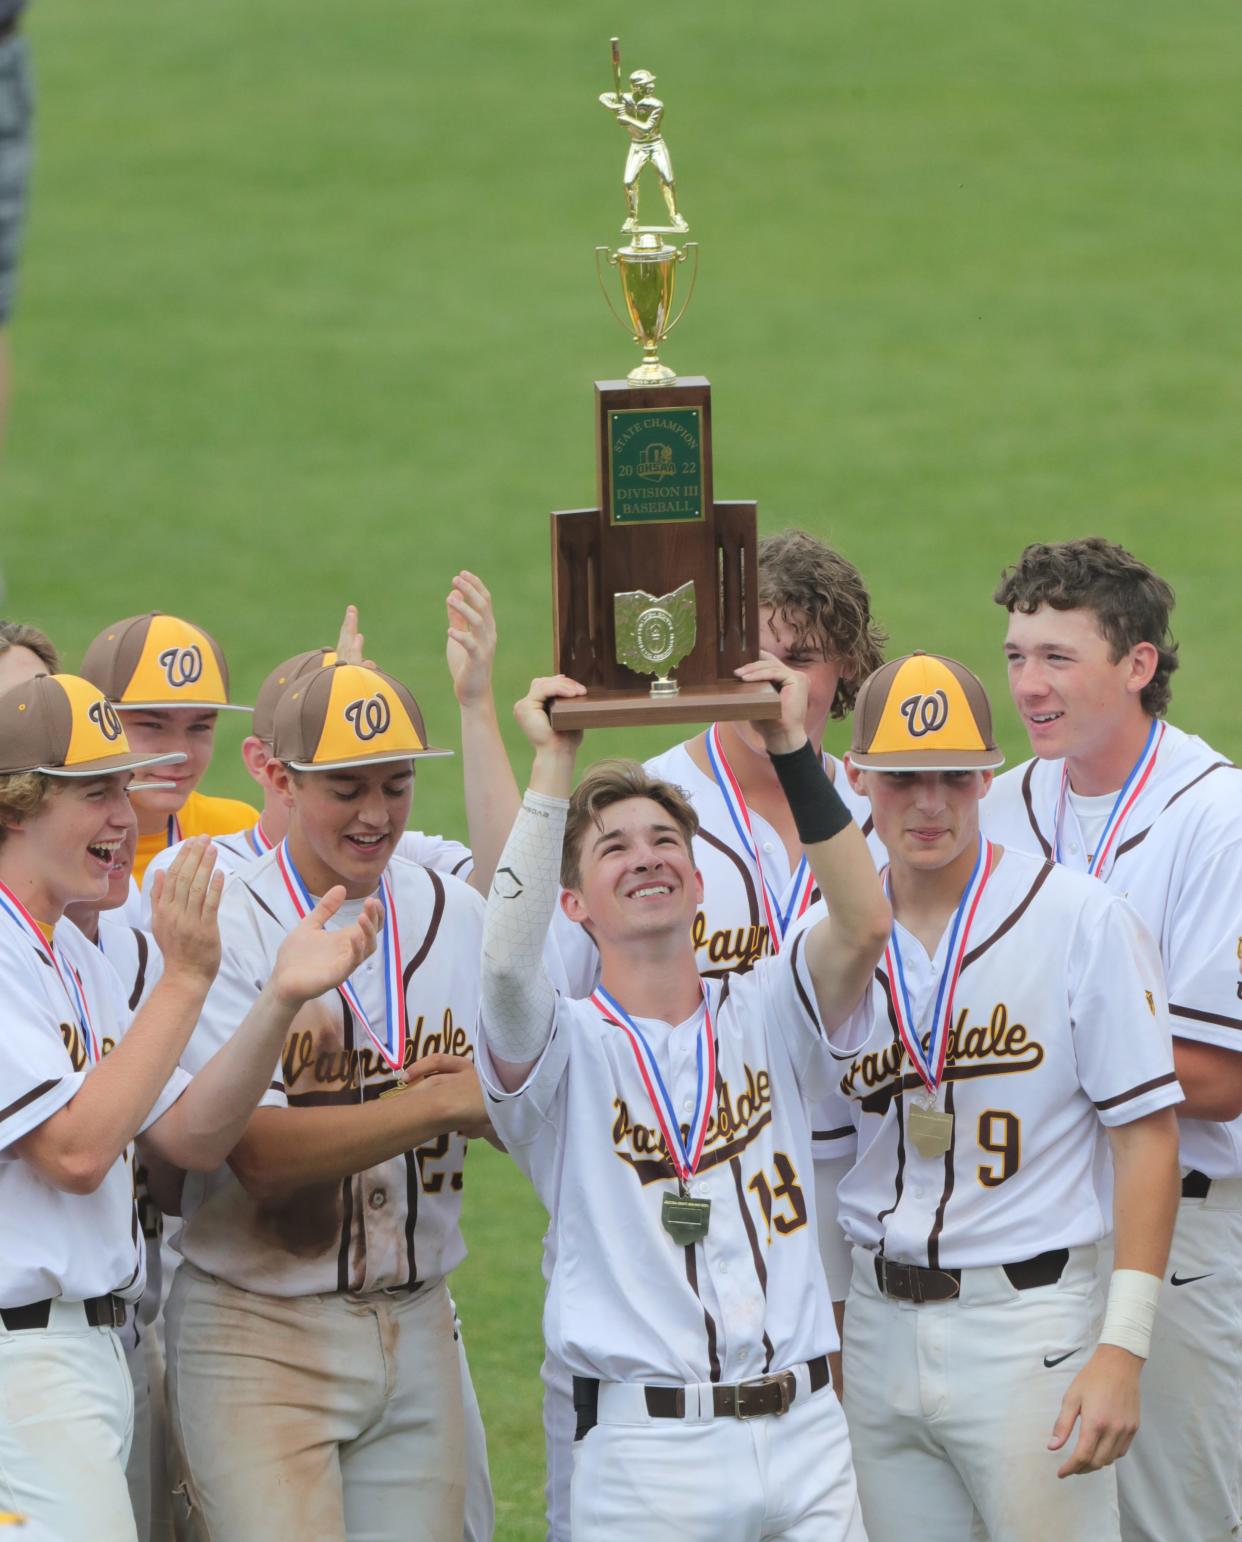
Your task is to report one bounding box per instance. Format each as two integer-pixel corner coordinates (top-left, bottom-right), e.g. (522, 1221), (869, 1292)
(140, 824), (474, 920)
(173, 849), (483, 1297)
(0, 918), (188, 1309)
(831, 849), (1182, 1268)
(478, 933), (840, 1385)
(982, 722), (1242, 1176)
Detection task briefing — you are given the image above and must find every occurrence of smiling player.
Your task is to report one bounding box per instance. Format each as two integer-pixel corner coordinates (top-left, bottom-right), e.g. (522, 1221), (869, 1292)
(984, 538), (1242, 1542)
(832, 651), (1182, 1541)
(476, 656), (892, 1540)
(163, 662), (494, 1542)
(0, 672), (383, 1541)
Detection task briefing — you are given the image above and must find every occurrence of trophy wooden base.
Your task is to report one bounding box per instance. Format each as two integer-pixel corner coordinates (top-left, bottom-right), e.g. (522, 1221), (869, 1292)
(549, 680), (779, 731)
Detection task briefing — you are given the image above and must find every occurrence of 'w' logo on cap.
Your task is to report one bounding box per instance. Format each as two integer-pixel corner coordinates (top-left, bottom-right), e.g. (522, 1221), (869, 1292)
(157, 645), (204, 689)
(344, 694), (392, 741)
(87, 699), (124, 742)
(899, 690), (949, 738)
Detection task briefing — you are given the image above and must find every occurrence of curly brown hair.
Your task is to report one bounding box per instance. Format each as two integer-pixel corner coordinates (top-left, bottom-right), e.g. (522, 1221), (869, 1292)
(562, 759), (699, 890)
(994, 538), (1178, 716)
(757, 530), (886, 719)
(0, 771), (55, 850)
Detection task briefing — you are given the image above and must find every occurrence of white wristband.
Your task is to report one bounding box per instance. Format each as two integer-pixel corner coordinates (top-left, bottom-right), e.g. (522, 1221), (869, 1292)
(1098, 1268), (1162, 1360)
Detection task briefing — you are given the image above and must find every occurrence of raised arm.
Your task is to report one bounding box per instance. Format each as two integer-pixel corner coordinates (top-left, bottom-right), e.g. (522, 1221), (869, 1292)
(735, 655), (891, 1031)
(446, 571), (519, 895)
(481, 675), (585, 1091)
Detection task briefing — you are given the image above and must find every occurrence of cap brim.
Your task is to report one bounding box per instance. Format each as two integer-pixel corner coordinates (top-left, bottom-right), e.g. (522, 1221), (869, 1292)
(286, 746), (454, 772)
(114, 701), (252, 713)
(848, 748), (1005, 772)
(37, 750), (188, 778)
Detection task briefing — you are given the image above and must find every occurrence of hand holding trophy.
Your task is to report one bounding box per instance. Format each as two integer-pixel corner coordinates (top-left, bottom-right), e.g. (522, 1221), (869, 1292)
(547, 40), (779, 732)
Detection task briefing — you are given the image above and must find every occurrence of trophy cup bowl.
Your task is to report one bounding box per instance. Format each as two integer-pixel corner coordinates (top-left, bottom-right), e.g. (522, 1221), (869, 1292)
(596, 235), (699, 386)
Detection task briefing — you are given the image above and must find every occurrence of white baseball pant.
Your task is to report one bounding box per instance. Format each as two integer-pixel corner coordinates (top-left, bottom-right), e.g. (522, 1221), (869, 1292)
(843, 1243), (1119, 1542)
(457, 1322), (495, 1542)
(541, 1344), (575, 1542)
(1117, 1180), (1242, 1542)
(164, 1263), (465, 1542)
(0, 1305), (137, 1541)
(124, 1334), (152, 1542)
(570, 1364), (866, 1541)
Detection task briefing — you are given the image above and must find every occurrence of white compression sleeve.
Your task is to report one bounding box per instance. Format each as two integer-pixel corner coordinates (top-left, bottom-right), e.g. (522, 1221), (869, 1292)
(480, 788), (568, 1065)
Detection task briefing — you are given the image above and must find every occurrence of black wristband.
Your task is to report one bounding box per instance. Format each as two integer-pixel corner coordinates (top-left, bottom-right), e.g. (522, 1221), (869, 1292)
(769, 739), (854, 846)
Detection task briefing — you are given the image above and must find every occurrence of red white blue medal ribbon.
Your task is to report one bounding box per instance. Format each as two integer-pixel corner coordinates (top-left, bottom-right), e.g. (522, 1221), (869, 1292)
(705, 723), (819, 952)
(0, 881), (101, 1064)
(1054, 718), (1164, 880)
(245, 821), (274, 857)
(883, 836), (993, 1097)
(274, 840), (407, 1072)
(166, 815), (183, 848)
(591, 981), (716, 1185)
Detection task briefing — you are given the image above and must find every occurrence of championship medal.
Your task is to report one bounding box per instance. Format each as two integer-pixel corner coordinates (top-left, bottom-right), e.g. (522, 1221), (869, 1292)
(908, 1101), (955, 1159)
(662, 1187), (712, 1246)
(885, 836), (994, 1154)
(592, 982), (716, 1245)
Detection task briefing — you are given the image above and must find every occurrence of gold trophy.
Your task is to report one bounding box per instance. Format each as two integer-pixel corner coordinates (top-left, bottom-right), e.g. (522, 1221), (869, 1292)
(596, 38), (699, 386)
(547, 41), (776, 730)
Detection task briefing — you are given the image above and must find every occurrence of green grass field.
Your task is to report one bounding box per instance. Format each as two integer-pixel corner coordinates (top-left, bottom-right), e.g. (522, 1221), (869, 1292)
(4, 2), (1242, 1532)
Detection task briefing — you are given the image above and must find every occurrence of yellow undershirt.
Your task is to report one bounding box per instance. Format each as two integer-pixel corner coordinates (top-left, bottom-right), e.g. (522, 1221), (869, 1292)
(133, 788), (260, 886)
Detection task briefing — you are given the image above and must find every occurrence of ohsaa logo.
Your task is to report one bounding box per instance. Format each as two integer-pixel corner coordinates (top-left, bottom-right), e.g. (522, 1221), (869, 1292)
(899, 689), (949, 738)
(157, 645), (204, 689)
(345, 693), (392, 741)
(87, 699), (124, 742)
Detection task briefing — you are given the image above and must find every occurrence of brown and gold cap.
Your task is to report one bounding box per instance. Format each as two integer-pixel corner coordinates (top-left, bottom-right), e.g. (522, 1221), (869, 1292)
(849, 652), (1004, 772)
(252, 648), (338, 747)
(271, 663), (450, 771)
(0, 674), (188, 777)
(80, 612), (251, 712)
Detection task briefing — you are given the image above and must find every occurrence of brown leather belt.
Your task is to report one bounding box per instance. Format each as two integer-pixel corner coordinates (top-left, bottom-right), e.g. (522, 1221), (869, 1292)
(0, 1294), (126, 1331)
(875, 1248), (1069, 1304)
(572, 1355), (830, 1439)
(1182, 1170), (1211, 1200)
(644, 1355), (831, 1419)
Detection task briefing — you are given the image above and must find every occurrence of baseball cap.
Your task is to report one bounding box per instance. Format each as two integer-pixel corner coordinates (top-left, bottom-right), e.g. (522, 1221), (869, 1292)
(80, 613), (251, 712)
(252, 648), (338, 746)
(0, 674), (187, 778)
(271, 663), (450, 771)
(849, 652), (1004, 772)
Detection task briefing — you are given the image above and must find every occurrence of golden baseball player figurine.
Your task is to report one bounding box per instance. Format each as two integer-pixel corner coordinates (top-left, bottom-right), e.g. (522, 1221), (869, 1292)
(80, 612), (258, 891)
(599, 40), (688, 232)
(985, 538), (1242, 1542)
(836, 652), (1183, 1542)
(0, 673), (382, 1542)
(162, 662), (494, 1542)
(477, 650), (892, 1540)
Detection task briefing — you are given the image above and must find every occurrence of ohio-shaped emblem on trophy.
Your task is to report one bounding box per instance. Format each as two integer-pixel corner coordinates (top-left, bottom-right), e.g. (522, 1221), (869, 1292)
(614, 580), (696, 696)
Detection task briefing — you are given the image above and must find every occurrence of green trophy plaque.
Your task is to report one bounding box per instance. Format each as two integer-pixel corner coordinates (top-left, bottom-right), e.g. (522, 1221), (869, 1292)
(548, 41), (778, 731)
